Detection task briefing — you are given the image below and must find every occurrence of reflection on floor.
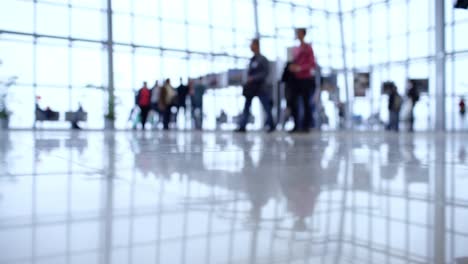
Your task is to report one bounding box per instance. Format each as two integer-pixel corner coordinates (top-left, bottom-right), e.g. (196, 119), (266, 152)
(0, 131), (467, 264)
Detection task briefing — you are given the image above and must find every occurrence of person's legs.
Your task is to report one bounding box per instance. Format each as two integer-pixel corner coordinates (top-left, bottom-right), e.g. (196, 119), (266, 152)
(191, 107), (197, 129)
(139, 107), (145, 129)
(290, 89), (300, 131)
(259, 92), (275, 130)
(163, 107), (171, 130)
(239, 96), (253, 130)
(389, 111), (399, 131)
(300, 82), (312, 131)
(192, 106), (203, 130)
(140, 106), (150, 129)
(389, 111), (395, 131)
(395, 111), (400, 131)
(198, 105), (203, 130)
(309, 88), (316, 129)
(409, 106), (415, 132)
(71, 121), (80, 129)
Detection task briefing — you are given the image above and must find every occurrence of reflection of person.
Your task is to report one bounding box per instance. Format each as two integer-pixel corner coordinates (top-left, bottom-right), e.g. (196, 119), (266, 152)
(279, 161), (321, 231)
(233, 136), (278, 222)
(136, 82), (151, 130)
(276, 137), (323, 231)
(289, 28), (316, 133)
(406, 80), (420, 132)
(403, 141), (427, 183)
(381, 140), (400, 180)
(459, 147), (466, 163)
(235, 38), (275, 133)
(191, 77), (206, 130)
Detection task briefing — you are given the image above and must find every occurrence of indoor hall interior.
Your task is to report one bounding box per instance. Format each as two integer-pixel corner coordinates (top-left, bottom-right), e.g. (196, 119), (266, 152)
(1, 0), (468, 263)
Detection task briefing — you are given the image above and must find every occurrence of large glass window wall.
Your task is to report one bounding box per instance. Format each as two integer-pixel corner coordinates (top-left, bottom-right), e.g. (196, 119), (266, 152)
(0, 0), (467, 130)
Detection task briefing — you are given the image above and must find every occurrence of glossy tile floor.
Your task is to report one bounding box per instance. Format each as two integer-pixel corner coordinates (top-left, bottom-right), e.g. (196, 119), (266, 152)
(0, 131), (467, 264)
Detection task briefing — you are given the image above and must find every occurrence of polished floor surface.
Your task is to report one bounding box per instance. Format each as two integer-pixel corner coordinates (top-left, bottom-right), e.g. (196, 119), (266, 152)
(0, 131), (467, 264)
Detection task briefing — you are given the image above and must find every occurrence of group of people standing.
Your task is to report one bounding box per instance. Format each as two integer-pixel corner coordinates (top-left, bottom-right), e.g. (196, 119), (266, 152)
(385, 80), (420, 132)
(134, 77), (205, 130)
(235, 28), (317, 133)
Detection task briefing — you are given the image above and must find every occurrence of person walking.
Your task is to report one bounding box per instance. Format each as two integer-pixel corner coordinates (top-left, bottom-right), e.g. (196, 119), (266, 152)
(136, 81), (151, 130)
(235, 38), (275, 133)
(159, 79), (176, 130)
(177, 78), (189, 113)
(288, 28), (317, 133)
(191, 77), (206, 130)
(387, 83), (402, 132)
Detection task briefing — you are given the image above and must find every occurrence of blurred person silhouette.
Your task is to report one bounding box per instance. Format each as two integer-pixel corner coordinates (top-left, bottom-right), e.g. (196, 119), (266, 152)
(150, 80), (161, 126)
(386, 82), (402, 132)
(216, 110), (228, 128)
(288, 28), (317, 133)
(35, 97), (59, 121)
(136, 81), (151, 130)
(406, 80), (420, 132)
(401, 140), (428, 184)
(460, 97), (466, 130)
(378, 129), (403, 181)
(128, 91), (139, 130)
(279, 152), (321, 231)
(337, 101), (346, 129)
(235, 38), (275, 133)
(177, 77), (189, 116)
(191, 77), (206, 130)
(273, 136), (324, 230)
(243, 144), (274, 222)
(70, 103), (85, 130)
(281, 62), (295, 129)
(159, 78), (177, 130)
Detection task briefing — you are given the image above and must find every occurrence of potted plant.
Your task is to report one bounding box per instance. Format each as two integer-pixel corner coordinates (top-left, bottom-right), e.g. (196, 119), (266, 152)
(0, 107), (10, 130)
(104, 87), (116, 129)
(0, 82), (14, 130)
(0, 62), (17, 129)
(104, 112), (115, 129)
(86, 84), (116, 130)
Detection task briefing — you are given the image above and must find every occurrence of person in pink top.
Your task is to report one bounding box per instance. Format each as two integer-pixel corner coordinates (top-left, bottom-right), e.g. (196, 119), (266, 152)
(288, 28), (317, 133)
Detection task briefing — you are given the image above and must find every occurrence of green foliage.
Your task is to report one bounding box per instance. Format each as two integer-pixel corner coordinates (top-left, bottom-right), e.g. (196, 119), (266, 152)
(0, 109), (10, 119)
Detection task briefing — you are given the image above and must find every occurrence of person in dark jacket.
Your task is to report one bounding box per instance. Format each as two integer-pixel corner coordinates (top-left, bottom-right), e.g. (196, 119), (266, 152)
(387, 83), (401, 132)
(281, 62), (295, 124)
(406, 80), (420, 132)
(235, 38), (275, 133)
(177, 78), (189, 113)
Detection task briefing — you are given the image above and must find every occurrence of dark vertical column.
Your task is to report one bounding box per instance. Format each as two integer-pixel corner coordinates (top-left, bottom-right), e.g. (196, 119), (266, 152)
(435, 0), (446, 131)
(106, 0), (115, 129)
(338, 0), (352, 130)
